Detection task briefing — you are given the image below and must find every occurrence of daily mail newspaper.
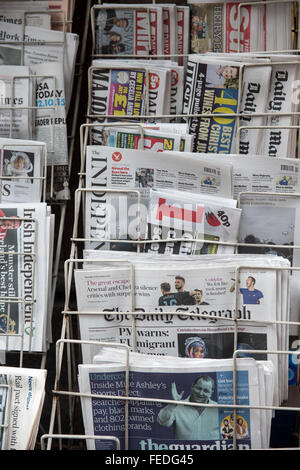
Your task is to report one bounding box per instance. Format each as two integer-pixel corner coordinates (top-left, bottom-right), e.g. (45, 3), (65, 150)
(0, 202), (51, 352)
(145, 188), (241, 255)
(0, 65), (33, 141)
(182, 55), (241, 153)
(92, 6), (152, 57)
(84, 145), (233, 250)
(0, 367), (46, 449)
(78, 357), (263, 450)
(0, 137), (46, 203)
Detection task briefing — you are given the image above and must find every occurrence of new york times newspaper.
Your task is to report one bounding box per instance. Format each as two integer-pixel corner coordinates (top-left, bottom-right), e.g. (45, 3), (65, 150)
(78, 357), (263, 450)
(0, 367), (46, 449)
(182, 55), (241, 153)
(84, 146), (233, 251)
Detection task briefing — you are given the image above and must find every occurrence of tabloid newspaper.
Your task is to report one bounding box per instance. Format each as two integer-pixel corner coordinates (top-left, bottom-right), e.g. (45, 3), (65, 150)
(182, 55), (241, 153)
(0, 366), (46, 449)
(0, 202), (52, 352)
(0, 20), (79, 111)
(0, 137), (46, 203)
(78, 356), (267, 450)
(0, 65), (33, 141)
(145, 188), (241, 255)
(188, 1), (293, 53)
(176, 6), (190, 67)
(92, 6), (152, 57)
(84, 145), (233, 251)
(88, 64), (170, 141)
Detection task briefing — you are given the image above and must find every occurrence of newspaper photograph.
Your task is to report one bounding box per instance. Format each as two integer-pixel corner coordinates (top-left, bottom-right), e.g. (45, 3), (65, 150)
(92, 6), (151, 57)
(0, 138), (45, 203)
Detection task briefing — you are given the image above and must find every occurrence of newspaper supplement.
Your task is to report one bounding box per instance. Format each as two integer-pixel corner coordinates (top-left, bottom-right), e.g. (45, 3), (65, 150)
(0, 138), (45, 203)
(0, 203), (50, 351)
(145, 188), (241, 255)
(182, 55), (241, 153)
(0, 367), (46, 449)
(78, 357), (262, 450)
(84, 145), (233, 250)
(92, 6), (152, 57)
(0, 65), (33, 140)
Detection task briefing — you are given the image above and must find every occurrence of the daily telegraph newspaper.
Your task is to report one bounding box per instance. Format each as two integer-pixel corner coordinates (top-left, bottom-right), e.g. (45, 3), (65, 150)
(0, 367), (46, 449)
(84, 145), (233, 251)
(92, 6), (152, 57)
(78, 356), (269, 450)
(0, 20), (79, 110)
(0, 65), (33, 140)
(0, 203), (52, 352)
(0, 138), (46, 203)
(88, 64), (170, 130)
(182, 55), (241, 153)
(145, 188), (241, 255)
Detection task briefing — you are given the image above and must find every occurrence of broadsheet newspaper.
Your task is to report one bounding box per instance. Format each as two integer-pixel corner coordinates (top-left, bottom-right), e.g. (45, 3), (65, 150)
(0, 137), (46, 203)
(0, 366), (46, 449)
(0, 202), (51, 352)
(145, 188), (241, 255)
(84, 145), (233, 251)
(182, 55), (241, 153)
(80, 251), (290, 406)
(78, 356), (267, 450)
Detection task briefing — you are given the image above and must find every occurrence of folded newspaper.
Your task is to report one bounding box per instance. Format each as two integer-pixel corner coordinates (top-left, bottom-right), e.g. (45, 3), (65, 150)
(0, 366), (47, 449)
(79, 354), (273, 450)
(0, 202), (53, 352)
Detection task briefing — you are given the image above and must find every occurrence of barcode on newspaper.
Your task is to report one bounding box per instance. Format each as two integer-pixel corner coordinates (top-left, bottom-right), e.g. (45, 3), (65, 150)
(204, 167), (220, 175)
(280, 165), (297, 172)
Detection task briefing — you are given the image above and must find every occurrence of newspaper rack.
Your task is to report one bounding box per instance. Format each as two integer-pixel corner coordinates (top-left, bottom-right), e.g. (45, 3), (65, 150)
(42, 0), (300, 452)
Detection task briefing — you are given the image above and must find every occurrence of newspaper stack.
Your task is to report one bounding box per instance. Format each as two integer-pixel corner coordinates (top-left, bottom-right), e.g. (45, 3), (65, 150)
(91, 4), (189, 61)
(79, 351), (275, 450)
(74, 252), (290, 408)
(182, 53), (300, 157)
(0, 202), (55, 353)
(189, 0), (294, 54)
(0, 366), (47, 449)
